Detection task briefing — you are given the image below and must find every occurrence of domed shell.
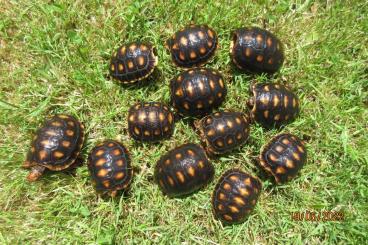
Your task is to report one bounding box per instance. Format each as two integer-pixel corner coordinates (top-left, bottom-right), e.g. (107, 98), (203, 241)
(230, 27), (284, 74)
(23, 114), (85, 181)
(196, 111), (250, 155)
(128, 102), (175, 142)
(88, 140), (132, 196)
(212, 169), (262, 224)
(259, 133), (307, 183)
(248, 83), (300, 128)
(166, 24), (218, 68)
(110, 42), (158, 84)
(155, 143), (214, 197)
(170, 68), (227, 117)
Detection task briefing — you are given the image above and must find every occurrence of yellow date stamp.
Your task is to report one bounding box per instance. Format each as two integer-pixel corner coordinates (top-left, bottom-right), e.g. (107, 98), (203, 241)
(291, 210), (345, 221)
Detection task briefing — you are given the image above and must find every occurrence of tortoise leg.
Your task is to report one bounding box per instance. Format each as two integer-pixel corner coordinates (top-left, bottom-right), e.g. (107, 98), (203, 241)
(110, 190), (118, 198)
(27, 165), (46, 181)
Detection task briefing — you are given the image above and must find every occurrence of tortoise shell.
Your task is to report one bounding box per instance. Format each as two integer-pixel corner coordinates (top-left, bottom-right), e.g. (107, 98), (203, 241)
(109, 42), (158, 84)
(196, 111), (250, 155)
(166, 24), (218, 68)
(170, 68), (227, 117)
(259, 133), (307, 183)
(230, 27), (284, 74)
(128, 102), (175, 142)
(212, 169), (262, 224)
(154, 143), (214, 197)
(248, 83), (300, 128)
(88, 140), (132, 196)
(23, 114), (85, 181)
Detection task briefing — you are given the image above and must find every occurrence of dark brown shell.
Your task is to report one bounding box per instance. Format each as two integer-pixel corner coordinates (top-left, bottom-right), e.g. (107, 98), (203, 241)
(197, 111), (250, 155)
(166, 24), (218, 68)
(259, 133), (307, 183)
(230, 27), (284, 74)
(128, 102), (175, 142)
(24, 114), (85, 171)
(249, 83), (299, 128)
(154, 143), (214, 197)
(170, 68), (227, 117)
(110, 42), (158, 84)
(212, 169), (262, 224)
(88, 140), (132, 194)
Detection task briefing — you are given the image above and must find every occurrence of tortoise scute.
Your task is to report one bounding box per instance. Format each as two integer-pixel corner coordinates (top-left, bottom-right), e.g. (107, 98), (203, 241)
(88, 140), (132, 195)
(154, 143), (214, 197)
(212, 169), (262, 224)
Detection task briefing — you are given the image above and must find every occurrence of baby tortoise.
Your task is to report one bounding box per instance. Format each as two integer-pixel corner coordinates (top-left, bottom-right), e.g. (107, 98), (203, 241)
(23, 114), (85, 181)
(230, 27), (284, 74)
(248, 83), (299, 128)
(259, 133), (307, 183)
(88, 140), (133, 196)
(155, 143), (214, 197)
(212, 169), (262, 224)
(166, 24), (218, 68)
(110, 42), (158, 84)
(196, 111), (250, 155)
(170, 68), (227, 117)
(128, 102), (175, 142)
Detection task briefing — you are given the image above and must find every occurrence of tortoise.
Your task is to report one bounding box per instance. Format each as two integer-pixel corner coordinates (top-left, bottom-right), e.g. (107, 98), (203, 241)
(259, 133), (307, 183)
(196, 111), (250, 155)
(212, 169), (262, 224)
(23, 114), (85, 181)
(154, 143), (214, 197)
(170, 68), (227, 117)
(128, 102), (175, 142)
(109, 42), (158, 84)
(166, 24), (218, 68)
(88, 140), (133, 196)
(248, 83), (300, 128)
(230, 27), (284, 74)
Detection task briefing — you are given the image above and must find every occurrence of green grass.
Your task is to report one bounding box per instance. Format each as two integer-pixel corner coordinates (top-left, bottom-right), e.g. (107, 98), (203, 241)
(1, 0), (367, 244)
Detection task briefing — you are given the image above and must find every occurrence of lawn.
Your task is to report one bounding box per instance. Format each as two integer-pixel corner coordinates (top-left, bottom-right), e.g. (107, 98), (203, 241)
(1, 0), (367, 244)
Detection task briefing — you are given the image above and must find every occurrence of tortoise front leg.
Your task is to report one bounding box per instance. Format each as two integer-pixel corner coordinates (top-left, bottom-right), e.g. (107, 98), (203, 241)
(27, 165), (46, 181)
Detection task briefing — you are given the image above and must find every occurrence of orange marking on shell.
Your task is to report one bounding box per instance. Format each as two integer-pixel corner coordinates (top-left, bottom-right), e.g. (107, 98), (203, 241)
(286, 159), (295, 168)
(268, 58), (273, 64)
(263, 110), (269, 118)
(244, 35), (252, 41)
(267, 37), (272, 47)
(127, 61), (134, 69)
(284, 96), (289, 108)
(164, 126), (170, 132)
(168, 113), (173, 124)
(207, 40), (213, 48)
(264, 85), (270, 92)
(293, 152), (301, 161)
(273, 96), (280, 107)
(223, 183), (231, 190)
(153, 112), (162, 122)
(251, 199), (256, 205)
(187, 166), (195, 177)
(198, 160), (205, 168)
(113, 149), (121, 156)
(159, 179), (164, 187)
(244, 178), (251, 186)
(256, 34), (263, 44)
(115, 172), (125, 179)
(236, 132), (242, 140)
(256, 55), (264, 62)
(217, 123), (225, 132)
(172, 43), (179, 50)
(216, 139), (224, 147)
(118, 64), (124, 72)
(206, 117), (213, 125)
(40, 140), (50, 146)
(31, 147), (35, 153)
(196, 101), (204, 109)
(293, 98), (298, 108)
(217, 92), (222, 98)
(154, 129), (161, 135)
(183, 102), (190, 110)
(235, 117), (242, 124)
(269, 153), (278, 162)
(138, 112), (146, 122)
(230, 175), (239, 182)
(239, 187), (249, 196)
(46, 130), (57, 136)
(223, 214), (233, 221)
(274, 114), (281, 121)
(276, 167), (286, 174)
(219, 78), (224, 88)
(108, 142), (115, 147)
(175, 88), (183, 97)
(103, 180), (110, 188)
(133, 127), (140, 135)
(167, 176), (175, 186)
(217, 204), (224, 211)
(234, 196), (245, 206)
(229, 205), (240, 213)
(198, 31), (205, 39)
(209, 79), (216, 90)
(176, 171), (185, 183)
(164, 159), (171, 165)
(187, 149), (195, 156)
(140, 44), (148, 51)
(207, 29), (214, 38)
(218, 193), (226, 200)
(66, 130), (74, 136)
(189, 51), (197, 59)
(179, 51), (185, 61)
(51, 121), (62, 127)
(275, 145), (284, 153)
(297, 145), (305, 153)
(180, 36), (188, 46)
(96, 158), (106, 166)
(175, 153), (182, 159)
(129, 115), (135, 122)
(199, 47), (206, 54)
(116, 160), (124, 166)
(144, 130), (150, 136)
(111, 64), (115, 71)
(227, 138), (233, 145)
(138, 56), (145, 66)
(282, 138), (290, 145)
(38, 150), (47, 160)
(97, 169), (108, 177)
(53, 151), (64, 158)
(260, 96), (269, 105)
(245, 47), (252, 57)
(129, 44), (137, 52)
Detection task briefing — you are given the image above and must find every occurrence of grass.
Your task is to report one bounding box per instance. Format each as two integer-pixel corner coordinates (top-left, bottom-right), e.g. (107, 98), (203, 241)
(0, 0), (367, 244)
